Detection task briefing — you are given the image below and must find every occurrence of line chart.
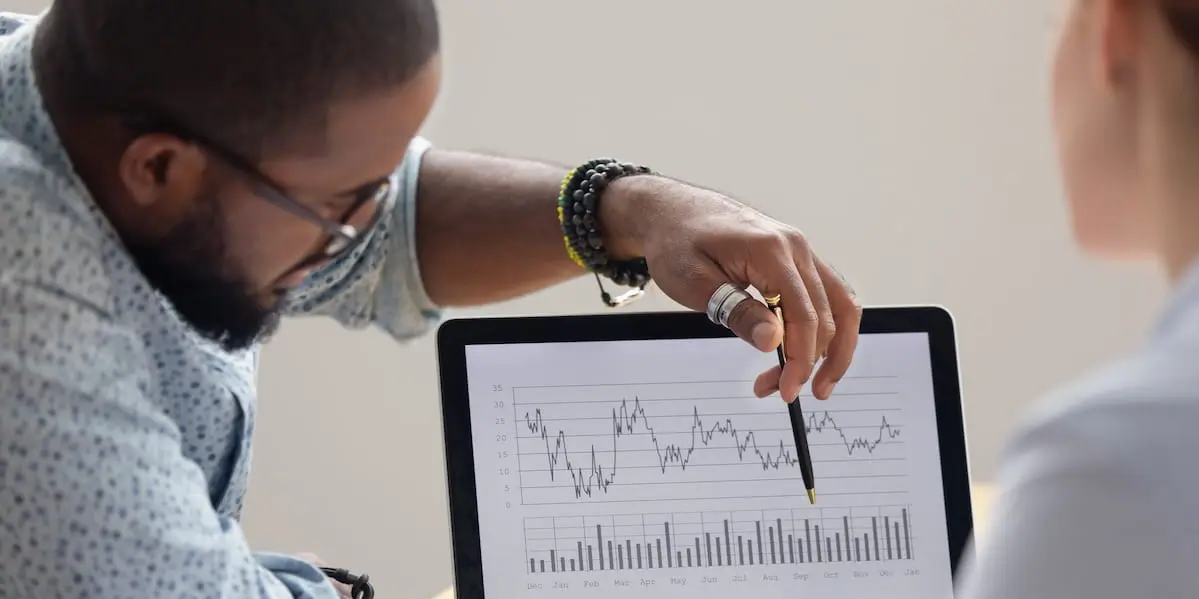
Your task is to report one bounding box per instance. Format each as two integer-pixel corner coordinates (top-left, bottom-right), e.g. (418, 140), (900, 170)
(511, 379), (909, 506)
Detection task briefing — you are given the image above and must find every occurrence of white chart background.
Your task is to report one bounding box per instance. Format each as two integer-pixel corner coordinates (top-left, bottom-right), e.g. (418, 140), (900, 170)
(464, 333), (954, 599)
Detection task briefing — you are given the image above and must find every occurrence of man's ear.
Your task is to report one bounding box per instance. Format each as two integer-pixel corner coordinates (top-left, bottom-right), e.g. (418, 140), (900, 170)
(118, 133), (208, 209)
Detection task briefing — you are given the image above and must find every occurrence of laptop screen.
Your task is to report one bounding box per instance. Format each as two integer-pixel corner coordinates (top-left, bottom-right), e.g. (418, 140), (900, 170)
(460, 332), (955, 598)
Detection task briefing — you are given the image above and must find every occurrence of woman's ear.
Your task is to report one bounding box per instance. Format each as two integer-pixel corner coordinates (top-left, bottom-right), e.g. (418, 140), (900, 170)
(1099, 0), (1145, 86)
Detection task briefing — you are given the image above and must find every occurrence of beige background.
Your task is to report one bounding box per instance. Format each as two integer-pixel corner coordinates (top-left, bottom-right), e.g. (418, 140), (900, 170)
(1, 1), (1168, 597)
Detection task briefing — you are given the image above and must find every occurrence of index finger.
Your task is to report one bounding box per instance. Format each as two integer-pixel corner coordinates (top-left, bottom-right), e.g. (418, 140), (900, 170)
(810, 259), (862, 399)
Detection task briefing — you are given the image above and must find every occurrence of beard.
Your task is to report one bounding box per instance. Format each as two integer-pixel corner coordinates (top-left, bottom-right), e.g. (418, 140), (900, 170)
(126, 194), (280, 353)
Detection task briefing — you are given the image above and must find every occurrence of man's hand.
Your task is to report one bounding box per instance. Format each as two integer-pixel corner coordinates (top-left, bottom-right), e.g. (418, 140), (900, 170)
(295, 553), (354, 599)
(601, 175), (862, 403)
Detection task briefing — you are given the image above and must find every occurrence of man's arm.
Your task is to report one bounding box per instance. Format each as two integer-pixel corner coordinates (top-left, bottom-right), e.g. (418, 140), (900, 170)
(285, 138), (862, 401)
(0, 279), (341, 599)
(411, 148), (585, 306)
(284, 139), (644, 331)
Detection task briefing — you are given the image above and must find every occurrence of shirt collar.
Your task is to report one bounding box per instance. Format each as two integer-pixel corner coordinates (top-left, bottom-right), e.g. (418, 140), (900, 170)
(0, 14), (125, 243)
(0, 14), (76, 179)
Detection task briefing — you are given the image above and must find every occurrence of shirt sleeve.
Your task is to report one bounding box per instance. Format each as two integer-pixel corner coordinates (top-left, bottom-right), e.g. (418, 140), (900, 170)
(281, 136), (443, 341)
(0, 278), (340, 599)
(955, 393), (1199, 599)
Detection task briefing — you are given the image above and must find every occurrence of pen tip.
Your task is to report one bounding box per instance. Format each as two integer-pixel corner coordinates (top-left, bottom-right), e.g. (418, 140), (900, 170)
(807, 489), (816, 504)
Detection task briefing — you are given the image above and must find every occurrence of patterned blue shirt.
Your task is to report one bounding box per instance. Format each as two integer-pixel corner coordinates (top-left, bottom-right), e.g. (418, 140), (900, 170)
(0, 13), (441, 599)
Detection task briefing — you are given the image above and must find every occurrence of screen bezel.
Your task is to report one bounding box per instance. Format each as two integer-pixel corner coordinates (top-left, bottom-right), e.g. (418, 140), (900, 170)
(436, 306), (972, 599)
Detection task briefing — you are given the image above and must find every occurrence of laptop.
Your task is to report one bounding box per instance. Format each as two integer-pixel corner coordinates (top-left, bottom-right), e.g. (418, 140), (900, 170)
(436, 306), (972, 598)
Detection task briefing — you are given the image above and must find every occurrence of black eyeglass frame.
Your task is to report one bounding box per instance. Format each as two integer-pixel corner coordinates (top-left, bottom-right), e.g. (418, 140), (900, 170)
(117, 111), (391, 261)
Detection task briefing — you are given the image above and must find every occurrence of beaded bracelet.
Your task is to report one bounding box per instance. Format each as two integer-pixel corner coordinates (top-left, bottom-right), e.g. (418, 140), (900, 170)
(557, 158), (654, 307)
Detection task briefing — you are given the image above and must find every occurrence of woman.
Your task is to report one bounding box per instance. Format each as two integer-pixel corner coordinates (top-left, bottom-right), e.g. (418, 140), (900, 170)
(959, 1), (1199, 596)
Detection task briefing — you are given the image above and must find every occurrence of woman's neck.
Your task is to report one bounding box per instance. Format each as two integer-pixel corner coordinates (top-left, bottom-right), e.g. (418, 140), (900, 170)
(1139, 91), (1199, 285)
(1154, 169), (1199, 284)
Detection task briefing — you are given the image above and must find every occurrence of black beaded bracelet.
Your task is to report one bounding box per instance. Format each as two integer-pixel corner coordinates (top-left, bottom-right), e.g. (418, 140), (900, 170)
(557, 159), (655, 307)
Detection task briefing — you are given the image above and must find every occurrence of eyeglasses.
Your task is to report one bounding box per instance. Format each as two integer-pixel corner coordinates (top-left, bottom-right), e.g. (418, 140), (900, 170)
(119, 112), (390, 261)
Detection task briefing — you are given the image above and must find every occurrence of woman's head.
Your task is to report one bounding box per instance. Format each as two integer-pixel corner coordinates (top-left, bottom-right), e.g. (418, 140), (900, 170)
(1053, 0), (1199, 275)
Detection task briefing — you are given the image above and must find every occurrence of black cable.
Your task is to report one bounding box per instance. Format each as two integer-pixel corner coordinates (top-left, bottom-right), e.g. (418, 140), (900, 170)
(319, 566), (375, 599)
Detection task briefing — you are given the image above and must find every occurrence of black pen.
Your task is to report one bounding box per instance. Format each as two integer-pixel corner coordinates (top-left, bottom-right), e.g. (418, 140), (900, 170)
(764, 295), (816, 504)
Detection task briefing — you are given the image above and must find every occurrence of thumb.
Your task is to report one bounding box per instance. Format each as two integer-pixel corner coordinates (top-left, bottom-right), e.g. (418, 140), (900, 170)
(725, 293), (783, 352)
(705, 283), (781, 352)
(656, 258), (782, 352)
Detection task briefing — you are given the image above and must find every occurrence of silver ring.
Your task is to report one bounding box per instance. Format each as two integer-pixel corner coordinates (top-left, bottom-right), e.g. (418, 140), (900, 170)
(706, 282), (752, 328)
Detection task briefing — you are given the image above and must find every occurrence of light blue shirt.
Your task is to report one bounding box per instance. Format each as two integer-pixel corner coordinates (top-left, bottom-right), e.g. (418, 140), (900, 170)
(958, 262), (1199, 596)
(0, 13), (441, 599)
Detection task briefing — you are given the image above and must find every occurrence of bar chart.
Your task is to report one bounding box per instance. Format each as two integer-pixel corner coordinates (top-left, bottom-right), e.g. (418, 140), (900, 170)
(523, 505), (915, 574)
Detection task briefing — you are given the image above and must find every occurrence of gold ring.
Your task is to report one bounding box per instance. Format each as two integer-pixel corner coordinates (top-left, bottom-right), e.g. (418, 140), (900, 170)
(763, 294), (782, 306)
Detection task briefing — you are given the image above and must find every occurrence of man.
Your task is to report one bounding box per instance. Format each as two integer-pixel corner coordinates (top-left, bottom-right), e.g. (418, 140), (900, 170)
(0, 2), (859, 598)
